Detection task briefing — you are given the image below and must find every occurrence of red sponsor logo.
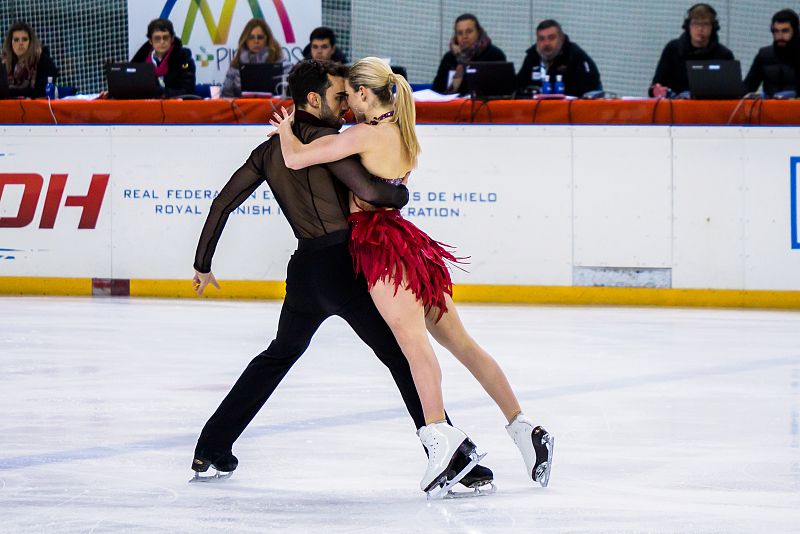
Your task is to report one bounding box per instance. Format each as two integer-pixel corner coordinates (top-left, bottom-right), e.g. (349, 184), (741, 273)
(0, 173), (109, 229)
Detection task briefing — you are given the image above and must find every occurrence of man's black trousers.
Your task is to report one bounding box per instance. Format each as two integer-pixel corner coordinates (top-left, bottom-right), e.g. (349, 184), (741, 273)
(197, 233), (426, 452)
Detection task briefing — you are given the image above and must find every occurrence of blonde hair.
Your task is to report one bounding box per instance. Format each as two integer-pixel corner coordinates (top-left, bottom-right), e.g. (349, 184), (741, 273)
(348, 57), (420, 167)
(231, 18), (282, 68)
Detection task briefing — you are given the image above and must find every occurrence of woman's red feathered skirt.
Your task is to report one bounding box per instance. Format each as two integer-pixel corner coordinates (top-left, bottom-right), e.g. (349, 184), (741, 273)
(348, 209), (465, 322)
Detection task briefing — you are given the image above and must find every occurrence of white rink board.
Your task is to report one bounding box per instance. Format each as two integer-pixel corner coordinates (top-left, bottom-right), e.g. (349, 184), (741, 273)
(1, 124), (800, 291)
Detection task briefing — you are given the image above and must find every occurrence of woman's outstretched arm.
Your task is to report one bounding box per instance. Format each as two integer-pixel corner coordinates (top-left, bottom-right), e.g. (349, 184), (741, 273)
(270, 107), (372, 170)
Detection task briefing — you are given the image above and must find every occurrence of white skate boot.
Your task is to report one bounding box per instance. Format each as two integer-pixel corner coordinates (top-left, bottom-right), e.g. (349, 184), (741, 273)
(506, 414), (554, 487)
(418, 422), (485, 500)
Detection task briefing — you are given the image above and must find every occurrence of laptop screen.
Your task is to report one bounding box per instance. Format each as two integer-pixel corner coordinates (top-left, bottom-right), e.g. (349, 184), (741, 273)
(686, 60), (745, 100)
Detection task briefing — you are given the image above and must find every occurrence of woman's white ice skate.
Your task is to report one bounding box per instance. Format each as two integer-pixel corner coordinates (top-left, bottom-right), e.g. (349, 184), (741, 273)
(505, 414), (554, 487)
(418, 422), (486, 500)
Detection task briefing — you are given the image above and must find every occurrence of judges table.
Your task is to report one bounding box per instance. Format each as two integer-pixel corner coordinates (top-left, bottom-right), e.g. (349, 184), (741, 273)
(2, 97), (800, 125)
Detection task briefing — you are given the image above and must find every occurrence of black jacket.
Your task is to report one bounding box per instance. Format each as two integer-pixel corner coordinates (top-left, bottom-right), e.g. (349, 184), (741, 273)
(432, 43), (506, 94)
(4, 46), (59, 98)
(650, 32), (734, 95)
(132, 37), (196, 97)
(515, 35), (601, 97)
(744, 42), (800, 96)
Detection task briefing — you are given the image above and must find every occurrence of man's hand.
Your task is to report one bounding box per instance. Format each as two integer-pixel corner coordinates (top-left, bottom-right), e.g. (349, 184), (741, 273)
(651, 83), (670, 98)
(192, 270), (220, 296)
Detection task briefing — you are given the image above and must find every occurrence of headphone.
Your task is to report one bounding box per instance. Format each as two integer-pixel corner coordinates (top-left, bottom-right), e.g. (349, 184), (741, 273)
(682, 3), (720, 33)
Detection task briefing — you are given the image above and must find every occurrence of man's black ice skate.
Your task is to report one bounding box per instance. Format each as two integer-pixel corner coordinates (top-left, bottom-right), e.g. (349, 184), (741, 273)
(444, 453), (496, 498)
(190, 448), (238, 483)
(506, 414), (554, 487)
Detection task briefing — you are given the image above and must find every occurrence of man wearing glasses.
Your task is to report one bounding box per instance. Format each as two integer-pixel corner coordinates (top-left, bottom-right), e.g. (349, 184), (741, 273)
(650, 4), (734, 98)
(744, 9), (800, 98)
(132, 18), (196, 97)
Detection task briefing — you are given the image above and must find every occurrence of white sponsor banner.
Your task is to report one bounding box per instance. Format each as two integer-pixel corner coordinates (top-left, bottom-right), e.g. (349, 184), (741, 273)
(2, 125), (800, 291)
(127, 0), (322, 85)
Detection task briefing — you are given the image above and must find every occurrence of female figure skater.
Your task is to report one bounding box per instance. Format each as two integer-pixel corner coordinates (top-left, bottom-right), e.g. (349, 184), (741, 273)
(271, 57), (553, 495)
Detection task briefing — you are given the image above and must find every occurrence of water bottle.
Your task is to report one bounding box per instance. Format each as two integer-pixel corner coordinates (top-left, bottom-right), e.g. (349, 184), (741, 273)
(531, 65), (542, 84)
(554, 74), (565, 95)
(541, 74), (552, 95)
(45, 76), (57, 100)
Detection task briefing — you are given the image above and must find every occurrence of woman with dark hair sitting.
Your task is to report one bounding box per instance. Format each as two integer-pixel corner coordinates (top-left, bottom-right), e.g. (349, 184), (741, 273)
(1, 21), (59, 98)
(222, 18), (284, 97)
(131, 18), (196, 97)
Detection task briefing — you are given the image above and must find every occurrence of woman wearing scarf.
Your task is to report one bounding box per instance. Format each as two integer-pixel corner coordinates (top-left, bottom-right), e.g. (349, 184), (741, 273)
(131, 18), (196, 98)
(432, 14), (506, 95)
(222, 18), (285, 97)
(1, 21), (59, 99)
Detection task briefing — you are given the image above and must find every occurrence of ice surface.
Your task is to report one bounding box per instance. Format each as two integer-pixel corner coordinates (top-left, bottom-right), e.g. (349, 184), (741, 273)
(1, 296), (798, 533)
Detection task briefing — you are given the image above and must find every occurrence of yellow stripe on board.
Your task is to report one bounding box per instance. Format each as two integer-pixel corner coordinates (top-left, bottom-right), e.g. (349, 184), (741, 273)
(451, 285), (800, 309)
(1, 277), (799, 309)
(0, 277), (92, 296)
(130, 279), (286, 300)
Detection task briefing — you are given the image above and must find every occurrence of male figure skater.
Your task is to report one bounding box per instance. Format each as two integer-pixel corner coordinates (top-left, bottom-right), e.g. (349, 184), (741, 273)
(190, 59), (493, 491)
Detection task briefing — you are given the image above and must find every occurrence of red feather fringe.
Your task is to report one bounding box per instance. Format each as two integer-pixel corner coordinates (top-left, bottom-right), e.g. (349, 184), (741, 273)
(348, 210), (466, 322)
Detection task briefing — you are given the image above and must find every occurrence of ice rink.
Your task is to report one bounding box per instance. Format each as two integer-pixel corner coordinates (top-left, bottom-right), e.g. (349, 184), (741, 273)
(1, 296), (799, 533)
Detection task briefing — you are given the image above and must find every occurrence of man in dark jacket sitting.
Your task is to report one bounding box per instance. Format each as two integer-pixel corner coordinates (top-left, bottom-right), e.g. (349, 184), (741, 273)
(432, 13), (506, 94)
(131, 18), (196, 98)
(744, 9), (800, 97)
(650, 3), (734, 97)
(515, 19), (602, 97)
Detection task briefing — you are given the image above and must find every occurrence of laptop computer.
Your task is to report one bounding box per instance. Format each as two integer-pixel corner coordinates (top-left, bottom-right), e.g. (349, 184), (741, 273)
(463, 61), (516, 99)
(106, 62), (162, 99)
(686, 60), (745, 100)
(0, 62), (9, 99)
(240, 63), (284, 95)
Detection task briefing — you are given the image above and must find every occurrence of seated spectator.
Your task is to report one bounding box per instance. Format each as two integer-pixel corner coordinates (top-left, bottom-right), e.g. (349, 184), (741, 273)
(302, 26), (347, 63)
(1, 21), (58, 98)
(650, 3), (734, 97)
(515, 19), (602, 97)
(744, 9), (800, 97)
(222, 18), (284, 97)
(432, 13), (506, 94)
(131, 18), (195, 98)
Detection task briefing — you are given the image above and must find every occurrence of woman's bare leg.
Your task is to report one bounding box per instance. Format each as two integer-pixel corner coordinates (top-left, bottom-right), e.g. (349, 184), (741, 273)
(426, 293), (522, 423)
(370, 280), (445, 425)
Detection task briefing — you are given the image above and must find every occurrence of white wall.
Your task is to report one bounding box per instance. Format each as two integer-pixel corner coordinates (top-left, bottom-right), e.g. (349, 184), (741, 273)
(1, 124), (799, 290)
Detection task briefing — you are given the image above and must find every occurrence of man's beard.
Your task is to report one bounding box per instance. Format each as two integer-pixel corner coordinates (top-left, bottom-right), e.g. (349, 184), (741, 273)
(538, 46), (560, 62)
(319, 100), (343, 129)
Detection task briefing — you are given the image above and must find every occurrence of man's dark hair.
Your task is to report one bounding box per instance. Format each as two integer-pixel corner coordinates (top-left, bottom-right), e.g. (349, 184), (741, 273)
(147, 18), (175, 39)
(536, 19), (563, 34)
(772, 8), (799, 33)
(309, 26), (336, 46)
(288, 59), (348, 109)
(454, 13), (485, 38)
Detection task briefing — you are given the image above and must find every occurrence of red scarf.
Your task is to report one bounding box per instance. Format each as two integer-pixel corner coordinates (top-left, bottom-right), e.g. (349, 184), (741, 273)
(146, 45), (174, 77)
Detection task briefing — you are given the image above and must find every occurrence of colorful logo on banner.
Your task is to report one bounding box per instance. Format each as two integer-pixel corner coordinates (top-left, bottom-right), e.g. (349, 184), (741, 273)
(791, 157), (800, 249)
(160, 0), (295, 44)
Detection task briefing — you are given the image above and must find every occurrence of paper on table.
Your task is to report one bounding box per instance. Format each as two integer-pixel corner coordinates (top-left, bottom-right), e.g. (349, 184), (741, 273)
(412, 89), (464, 102)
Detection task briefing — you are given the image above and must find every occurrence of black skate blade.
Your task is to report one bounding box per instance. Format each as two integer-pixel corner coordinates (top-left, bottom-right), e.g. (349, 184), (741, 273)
(189, 470), (233, 483)
(444, 482), (497, 499)
(427, 451), (487, 501)
(534, 433), (554, 488)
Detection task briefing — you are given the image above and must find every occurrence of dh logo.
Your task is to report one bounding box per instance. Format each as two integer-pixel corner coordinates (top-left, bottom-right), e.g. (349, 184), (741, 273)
(792, 157), (800, 249)
(161, 0), (296, 44)
(0, 173), (109, 229)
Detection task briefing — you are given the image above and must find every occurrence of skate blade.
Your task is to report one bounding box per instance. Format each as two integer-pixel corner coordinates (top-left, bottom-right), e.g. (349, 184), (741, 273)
(189, 470), (233, 483)
(444, 482), (497, 499)
(534, 433), (554, 488)
(427, 451), (487, 501)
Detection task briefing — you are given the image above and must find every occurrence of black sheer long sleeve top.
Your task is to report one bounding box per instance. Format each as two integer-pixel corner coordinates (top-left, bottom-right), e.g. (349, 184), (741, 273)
(194, 110), (409, 273)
